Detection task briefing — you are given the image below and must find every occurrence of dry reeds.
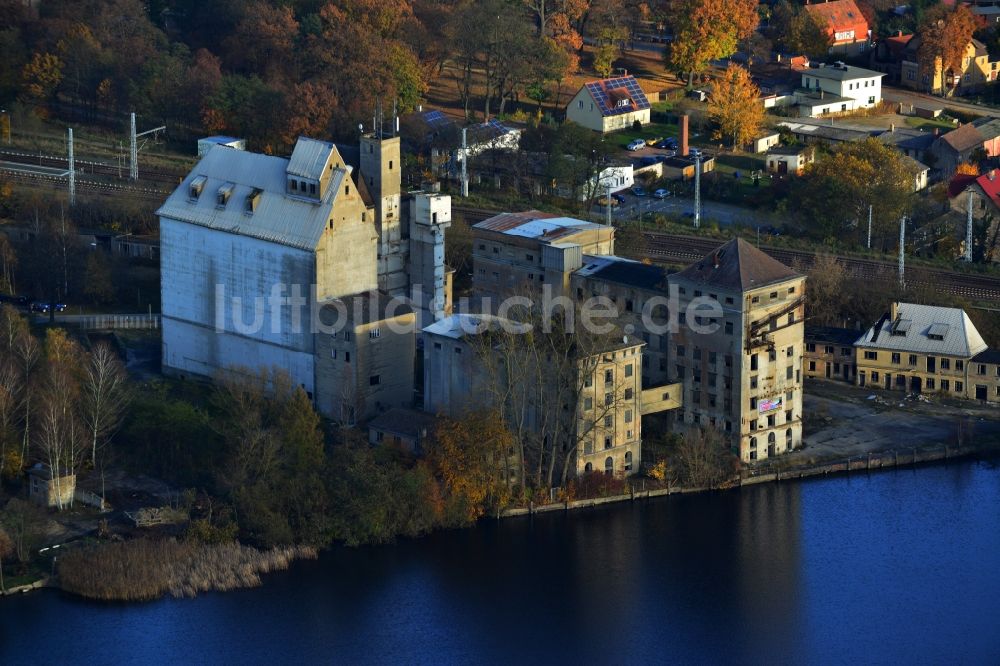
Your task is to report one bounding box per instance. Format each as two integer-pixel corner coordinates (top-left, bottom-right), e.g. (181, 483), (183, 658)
(57, 539), (318, 601)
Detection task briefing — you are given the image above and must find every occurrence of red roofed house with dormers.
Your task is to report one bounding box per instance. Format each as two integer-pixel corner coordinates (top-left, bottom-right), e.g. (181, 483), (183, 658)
(566, 75), (652, 133)
(804, 0), (871, 56)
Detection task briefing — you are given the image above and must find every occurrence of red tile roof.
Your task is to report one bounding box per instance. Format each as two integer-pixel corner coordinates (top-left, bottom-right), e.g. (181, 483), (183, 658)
(976, 170), (1000, 208)
(884, 32), (913, 59)
(805, 0), (869, 44)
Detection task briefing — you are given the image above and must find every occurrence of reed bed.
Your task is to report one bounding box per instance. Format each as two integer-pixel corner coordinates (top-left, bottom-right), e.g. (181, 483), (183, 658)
(57, 539), (318, 601)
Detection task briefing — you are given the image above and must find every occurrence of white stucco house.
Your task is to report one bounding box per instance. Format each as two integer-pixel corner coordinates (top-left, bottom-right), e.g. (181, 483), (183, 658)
(794, 62), (885, 117)
(566, 75), (652, 133)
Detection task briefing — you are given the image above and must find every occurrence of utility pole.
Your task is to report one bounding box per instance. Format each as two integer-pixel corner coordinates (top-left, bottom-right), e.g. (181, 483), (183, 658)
(693, 152), (701, 229)
(867, 204), (872, 250)
(606, 181), (612, 226)
(128, 112), (166, 182)
(129, 112), (138, 180)
(67, 127), (75, 206)
(461, 127), (468, 198)
(898, 216), (906, 288)
(0, 109), (9, 145)
(965, 189), (974, 262)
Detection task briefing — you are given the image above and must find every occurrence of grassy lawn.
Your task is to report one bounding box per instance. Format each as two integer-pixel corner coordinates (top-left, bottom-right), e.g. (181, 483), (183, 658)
(904, 116), (958, 132)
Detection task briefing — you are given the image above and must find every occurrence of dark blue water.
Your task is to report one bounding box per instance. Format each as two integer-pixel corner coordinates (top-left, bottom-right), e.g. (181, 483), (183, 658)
(2, 461), (1000, 665)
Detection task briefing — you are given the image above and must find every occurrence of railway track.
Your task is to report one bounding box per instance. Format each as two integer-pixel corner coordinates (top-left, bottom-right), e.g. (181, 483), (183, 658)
(0, 149), (185, 184)
(0, 166), (172, 200)
(452, 205), (1000, 304)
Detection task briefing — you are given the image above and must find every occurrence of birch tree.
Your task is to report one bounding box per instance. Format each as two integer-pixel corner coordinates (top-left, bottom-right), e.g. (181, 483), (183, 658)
(81, 342), (131, 467)
(35, 329), (84, 509)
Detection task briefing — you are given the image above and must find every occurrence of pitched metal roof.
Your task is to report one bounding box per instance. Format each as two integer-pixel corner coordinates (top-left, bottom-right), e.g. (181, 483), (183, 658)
(582, 76), (651, 117)
(855, 302), (988, 358)
(286, 137), (337, 179)
(670, 238), (799, 291)
(972, 348), (1000, 365)
(156, 144), (343, 251)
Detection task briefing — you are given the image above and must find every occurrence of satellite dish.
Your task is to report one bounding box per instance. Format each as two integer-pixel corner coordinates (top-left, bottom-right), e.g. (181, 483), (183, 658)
(358, 123), (364, 133)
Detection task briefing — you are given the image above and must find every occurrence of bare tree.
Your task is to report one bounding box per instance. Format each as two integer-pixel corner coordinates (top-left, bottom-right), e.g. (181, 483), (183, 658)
(81, 342), (132, 467)
(212, 367), (282, 490)
(14, 330), (39, 467)
(0, 359), (22, 479)
(34, 329), (85, 509)
(468, 298), (630, 490)
(0, 523), (12, 591)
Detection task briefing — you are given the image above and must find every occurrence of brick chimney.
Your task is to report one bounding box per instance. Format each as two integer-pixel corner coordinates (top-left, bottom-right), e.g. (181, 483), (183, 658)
(680, 114), (689, 157)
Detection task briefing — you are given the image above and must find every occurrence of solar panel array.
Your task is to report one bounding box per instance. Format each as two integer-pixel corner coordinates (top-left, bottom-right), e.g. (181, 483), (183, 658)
(585, 77), (650, 117)
(421, 110), (453, 128)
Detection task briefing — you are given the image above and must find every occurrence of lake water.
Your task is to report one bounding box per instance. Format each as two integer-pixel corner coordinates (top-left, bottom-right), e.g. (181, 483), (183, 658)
(2, 460), (1000, 665)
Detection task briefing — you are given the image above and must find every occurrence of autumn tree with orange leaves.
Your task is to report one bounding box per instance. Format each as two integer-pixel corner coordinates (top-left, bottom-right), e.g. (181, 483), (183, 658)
(917, 4), (977, 96)
(665, 0), (759, 87)
(708, 63), (764, 149)
(429, 410), (514, 521)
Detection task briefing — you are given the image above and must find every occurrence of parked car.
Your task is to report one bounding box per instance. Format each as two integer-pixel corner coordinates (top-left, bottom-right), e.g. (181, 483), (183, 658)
(656, 138), (678, 150)
(29, 301), (49, 313)
(626, 139), (646, 151)
(687, 89), (708, 102)
(653, 188), (670, 199)
(54, 303), (67, 312)
(689, 147), (703, 158)
(611, 193), (626, 204)
(596, 196), (619, 207)
(645, 136), (664, 146)
(631, 186), (647, 197)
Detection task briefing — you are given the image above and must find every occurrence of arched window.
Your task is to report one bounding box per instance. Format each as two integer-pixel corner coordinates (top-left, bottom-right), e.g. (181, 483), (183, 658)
(624, 451), (633, 471)
(585, 462), (593, 473)
(786, 428), (792, 442)
(768, 432), (776, 444)
(604, 456), (614, 476)
(749, 436), (757, 449)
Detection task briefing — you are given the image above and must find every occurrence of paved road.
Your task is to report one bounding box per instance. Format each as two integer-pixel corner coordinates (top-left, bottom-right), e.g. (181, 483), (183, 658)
(882, 86), (1000, 118)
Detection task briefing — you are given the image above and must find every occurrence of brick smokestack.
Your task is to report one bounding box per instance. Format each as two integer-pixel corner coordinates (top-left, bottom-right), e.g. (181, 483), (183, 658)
(680, 114), (689, 157)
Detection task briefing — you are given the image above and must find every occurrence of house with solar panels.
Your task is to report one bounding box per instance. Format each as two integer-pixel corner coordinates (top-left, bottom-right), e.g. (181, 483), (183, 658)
(566, 75), (651, 134)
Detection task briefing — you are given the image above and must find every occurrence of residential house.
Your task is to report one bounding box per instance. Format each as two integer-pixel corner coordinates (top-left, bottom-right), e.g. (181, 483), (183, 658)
(876, 125), (937, 163)
(948, 169), (1000, 261)
(566, 75), (651, 133)
(471, 211), (615, 302)
(804, 0), (871, 56)
(967, 0), (1000, 24)
(667, 239), (806, 463)
(928, 119), (1000, 177)
(854, 301), (987, 395)
(878, 32), (1000, 95)
(804, 326), (860, 382)
(765, 146), (815, 176)
(794, 62), (885, 117)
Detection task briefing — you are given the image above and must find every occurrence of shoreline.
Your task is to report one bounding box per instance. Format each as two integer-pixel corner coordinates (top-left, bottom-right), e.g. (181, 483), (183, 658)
(499, 440), (1000, 518)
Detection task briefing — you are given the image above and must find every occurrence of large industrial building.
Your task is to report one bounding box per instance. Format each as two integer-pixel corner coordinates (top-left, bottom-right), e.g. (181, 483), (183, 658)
(158, 132), (452, 419)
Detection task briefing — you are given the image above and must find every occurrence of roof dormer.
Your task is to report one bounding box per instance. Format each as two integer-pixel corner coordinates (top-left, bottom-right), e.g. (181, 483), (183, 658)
(189, 175), (207, 201)
(216, 182), (235, 208)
